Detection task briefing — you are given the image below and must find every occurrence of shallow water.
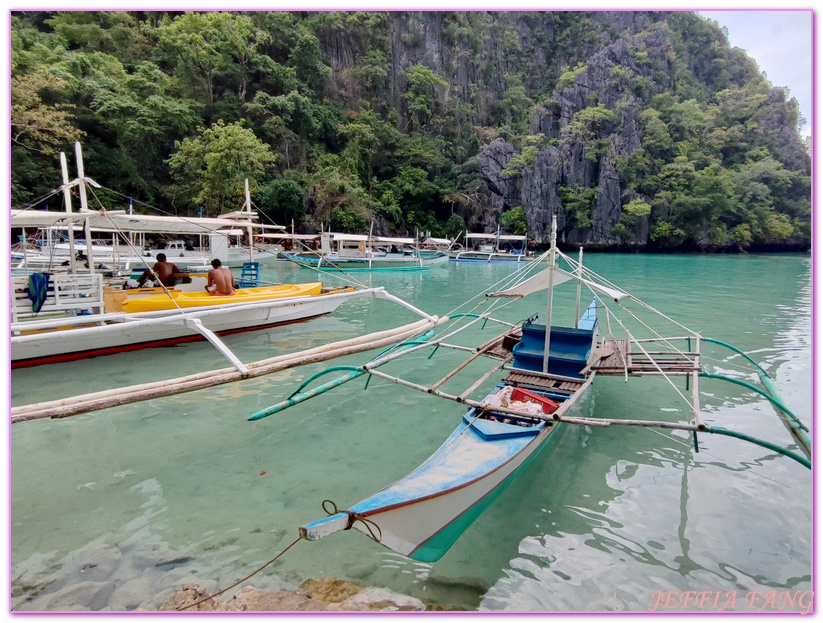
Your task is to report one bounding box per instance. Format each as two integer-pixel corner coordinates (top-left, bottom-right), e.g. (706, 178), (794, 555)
(10, 254), (812, 612)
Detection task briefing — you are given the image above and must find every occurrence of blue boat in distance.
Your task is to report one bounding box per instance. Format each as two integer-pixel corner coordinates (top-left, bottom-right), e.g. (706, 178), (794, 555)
(282, 232), (448, 271)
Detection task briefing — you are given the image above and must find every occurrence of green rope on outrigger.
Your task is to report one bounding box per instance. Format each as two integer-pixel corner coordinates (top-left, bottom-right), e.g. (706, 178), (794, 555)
(701, 337), (771, 377)
(700, 337), (811, 459)
(248, 367), (366, 421)
(703, 426), (811, 469)
(249, 330), (439, 421)
(447, 313), (490, 329)
(700, 372), (807, 432)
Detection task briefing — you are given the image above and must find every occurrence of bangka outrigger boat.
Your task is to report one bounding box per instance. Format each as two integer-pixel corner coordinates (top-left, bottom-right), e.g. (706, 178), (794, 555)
(249, 217), (810, 563)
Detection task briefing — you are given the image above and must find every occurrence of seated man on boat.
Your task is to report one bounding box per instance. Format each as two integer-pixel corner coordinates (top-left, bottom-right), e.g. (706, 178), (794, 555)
(206, 259), (236, 296)
(136, 253), (183, 288)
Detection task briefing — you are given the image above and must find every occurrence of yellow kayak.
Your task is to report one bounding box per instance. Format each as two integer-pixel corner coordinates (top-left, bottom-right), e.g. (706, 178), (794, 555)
(121, 282), (324, 312)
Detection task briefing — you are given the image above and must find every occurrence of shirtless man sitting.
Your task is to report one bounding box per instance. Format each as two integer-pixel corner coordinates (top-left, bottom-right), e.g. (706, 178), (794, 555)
(137, 253), (183, 287)
(206, 259), (236, 296)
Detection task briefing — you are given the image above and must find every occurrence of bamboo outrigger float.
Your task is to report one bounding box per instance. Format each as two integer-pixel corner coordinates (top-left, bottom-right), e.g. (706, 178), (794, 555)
(247, 216), (809, 562)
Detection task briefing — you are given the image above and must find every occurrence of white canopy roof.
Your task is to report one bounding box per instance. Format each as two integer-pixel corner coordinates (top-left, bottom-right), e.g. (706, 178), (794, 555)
(465, 232), (527, 241)
(11, 209), (247, 235)
(11, 209), (110, 227)
(255, 223), (287, 231)
(421, 237), (452, 246)
(322, 233), (415, 244)
(257, 233), (319, 240)
(487, 266), (629, 301)
(325, 233), (370, 242)
(374, 236), (415, 245)
(218, 210), (260, 221)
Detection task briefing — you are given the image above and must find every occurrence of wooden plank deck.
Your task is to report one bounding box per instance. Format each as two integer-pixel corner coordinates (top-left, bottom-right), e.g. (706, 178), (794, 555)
(480, 327), (522, 360)
(503, 370), (583, 393)
(591, 339), (700, 376)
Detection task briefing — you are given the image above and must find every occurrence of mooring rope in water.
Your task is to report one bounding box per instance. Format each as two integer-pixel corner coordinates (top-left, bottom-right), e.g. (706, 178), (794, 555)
(176, 496), (383, 611)
(176, 536), (303, 611)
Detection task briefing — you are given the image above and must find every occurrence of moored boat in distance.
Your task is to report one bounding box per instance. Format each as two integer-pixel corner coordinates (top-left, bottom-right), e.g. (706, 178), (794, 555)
(282, 231), (448, 271)
(11, 149), (287, 275)
(452, 231), (537, 262)
(10, 210), (283, 273)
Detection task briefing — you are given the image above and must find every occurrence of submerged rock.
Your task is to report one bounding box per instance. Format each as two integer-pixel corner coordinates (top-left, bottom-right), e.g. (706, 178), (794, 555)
(160, 578), (433, 612)
(228, 587), (327, 611)
(160, 583), (229, 612)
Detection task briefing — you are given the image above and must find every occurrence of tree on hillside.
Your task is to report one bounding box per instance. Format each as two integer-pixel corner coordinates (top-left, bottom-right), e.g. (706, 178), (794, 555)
(403, 64), (448, 130)
(167, 120), (276, 215)
(11, 70), (83, 155)
(156, 11), (269, 106)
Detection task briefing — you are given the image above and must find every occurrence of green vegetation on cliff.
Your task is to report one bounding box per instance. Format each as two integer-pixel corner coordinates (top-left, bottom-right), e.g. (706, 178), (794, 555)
(11, 10), (810, 251)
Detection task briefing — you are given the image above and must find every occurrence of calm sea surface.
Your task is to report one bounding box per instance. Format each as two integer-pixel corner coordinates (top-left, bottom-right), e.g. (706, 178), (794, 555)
(10, 253), (812, 612)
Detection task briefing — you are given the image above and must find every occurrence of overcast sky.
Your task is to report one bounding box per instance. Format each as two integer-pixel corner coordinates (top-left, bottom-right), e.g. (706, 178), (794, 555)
(699, 10), (813, 139)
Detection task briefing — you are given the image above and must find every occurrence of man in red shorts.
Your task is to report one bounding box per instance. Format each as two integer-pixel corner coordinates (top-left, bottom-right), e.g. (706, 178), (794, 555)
(206, 258), (236, 296)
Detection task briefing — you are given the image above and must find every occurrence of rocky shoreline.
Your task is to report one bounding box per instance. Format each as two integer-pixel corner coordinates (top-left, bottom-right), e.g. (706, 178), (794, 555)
(160, 578), (458, 612)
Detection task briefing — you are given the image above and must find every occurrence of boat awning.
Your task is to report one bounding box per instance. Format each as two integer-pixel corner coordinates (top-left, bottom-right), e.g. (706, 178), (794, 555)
(256, 233), (319, 240)
(422, 237), (451, 246)
(374, 237), (415, 245)
(487, 266), (629, 301)
(252, 223), (288, 231)
(216, 213), (286, 231)
(11, 209), (249, 234)
(326, 233), (370, 241)
(218, 210), (260, 221)
(11, 209), (110, 227)
(464, 233), (526, 241)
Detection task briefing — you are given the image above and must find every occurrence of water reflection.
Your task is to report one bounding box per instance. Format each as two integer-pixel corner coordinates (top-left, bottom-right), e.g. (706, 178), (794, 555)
(11, 255), (811, 612)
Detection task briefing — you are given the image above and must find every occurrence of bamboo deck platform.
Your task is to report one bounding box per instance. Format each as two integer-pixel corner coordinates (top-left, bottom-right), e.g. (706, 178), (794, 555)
(503, 370), (584, 393)
(480, 328), (522, 360)
(590, 339), (700, 376)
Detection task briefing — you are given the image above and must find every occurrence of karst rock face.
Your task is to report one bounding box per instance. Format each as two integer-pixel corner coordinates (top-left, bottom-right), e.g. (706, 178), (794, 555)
(470, 25), (674, 247)
(316, 10), (808, 249)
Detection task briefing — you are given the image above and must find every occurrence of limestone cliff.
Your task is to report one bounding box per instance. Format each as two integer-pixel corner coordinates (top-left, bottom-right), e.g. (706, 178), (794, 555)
(314, 10), (809, 250)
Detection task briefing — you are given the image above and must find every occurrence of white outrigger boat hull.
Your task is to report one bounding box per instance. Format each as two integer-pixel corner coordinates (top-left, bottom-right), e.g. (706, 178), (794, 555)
(300, 300), (598, 562)
(11, 288), (358, 368)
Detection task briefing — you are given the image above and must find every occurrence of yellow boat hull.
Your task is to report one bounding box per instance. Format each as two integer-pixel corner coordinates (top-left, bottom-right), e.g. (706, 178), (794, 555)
(121, 282), (324, 312)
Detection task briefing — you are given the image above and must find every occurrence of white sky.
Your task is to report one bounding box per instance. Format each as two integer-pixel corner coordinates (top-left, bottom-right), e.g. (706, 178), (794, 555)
(699, 10), (813, 139)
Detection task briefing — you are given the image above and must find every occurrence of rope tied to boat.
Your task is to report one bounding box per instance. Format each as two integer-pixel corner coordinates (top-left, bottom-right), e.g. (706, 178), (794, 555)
(176, 535), (303, 611)
(322, 499), (383, 543)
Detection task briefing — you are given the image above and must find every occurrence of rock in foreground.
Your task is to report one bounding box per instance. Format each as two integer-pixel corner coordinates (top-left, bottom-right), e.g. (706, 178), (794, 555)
(160, 578), (433, 612)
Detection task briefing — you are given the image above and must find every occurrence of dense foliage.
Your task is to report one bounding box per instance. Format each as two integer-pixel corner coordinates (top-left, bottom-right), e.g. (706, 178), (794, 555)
(11, 10), (810, 251)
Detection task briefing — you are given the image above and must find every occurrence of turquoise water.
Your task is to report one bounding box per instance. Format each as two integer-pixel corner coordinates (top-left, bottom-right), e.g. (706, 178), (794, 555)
(10, 254), (812, 612)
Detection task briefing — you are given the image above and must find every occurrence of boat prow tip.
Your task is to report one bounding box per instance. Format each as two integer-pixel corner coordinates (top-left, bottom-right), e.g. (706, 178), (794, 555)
(300, 512), (351, 541)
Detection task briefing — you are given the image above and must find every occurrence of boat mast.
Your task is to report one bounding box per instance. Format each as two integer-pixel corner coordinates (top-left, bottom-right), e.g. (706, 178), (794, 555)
(59, 152), (78, 274)
(244, 178), (254, 263)
(368, 220), (374, 270)
(575, 246), (583, 328)
(542, 215), (557, 373)
(74, 142), (96, 274)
